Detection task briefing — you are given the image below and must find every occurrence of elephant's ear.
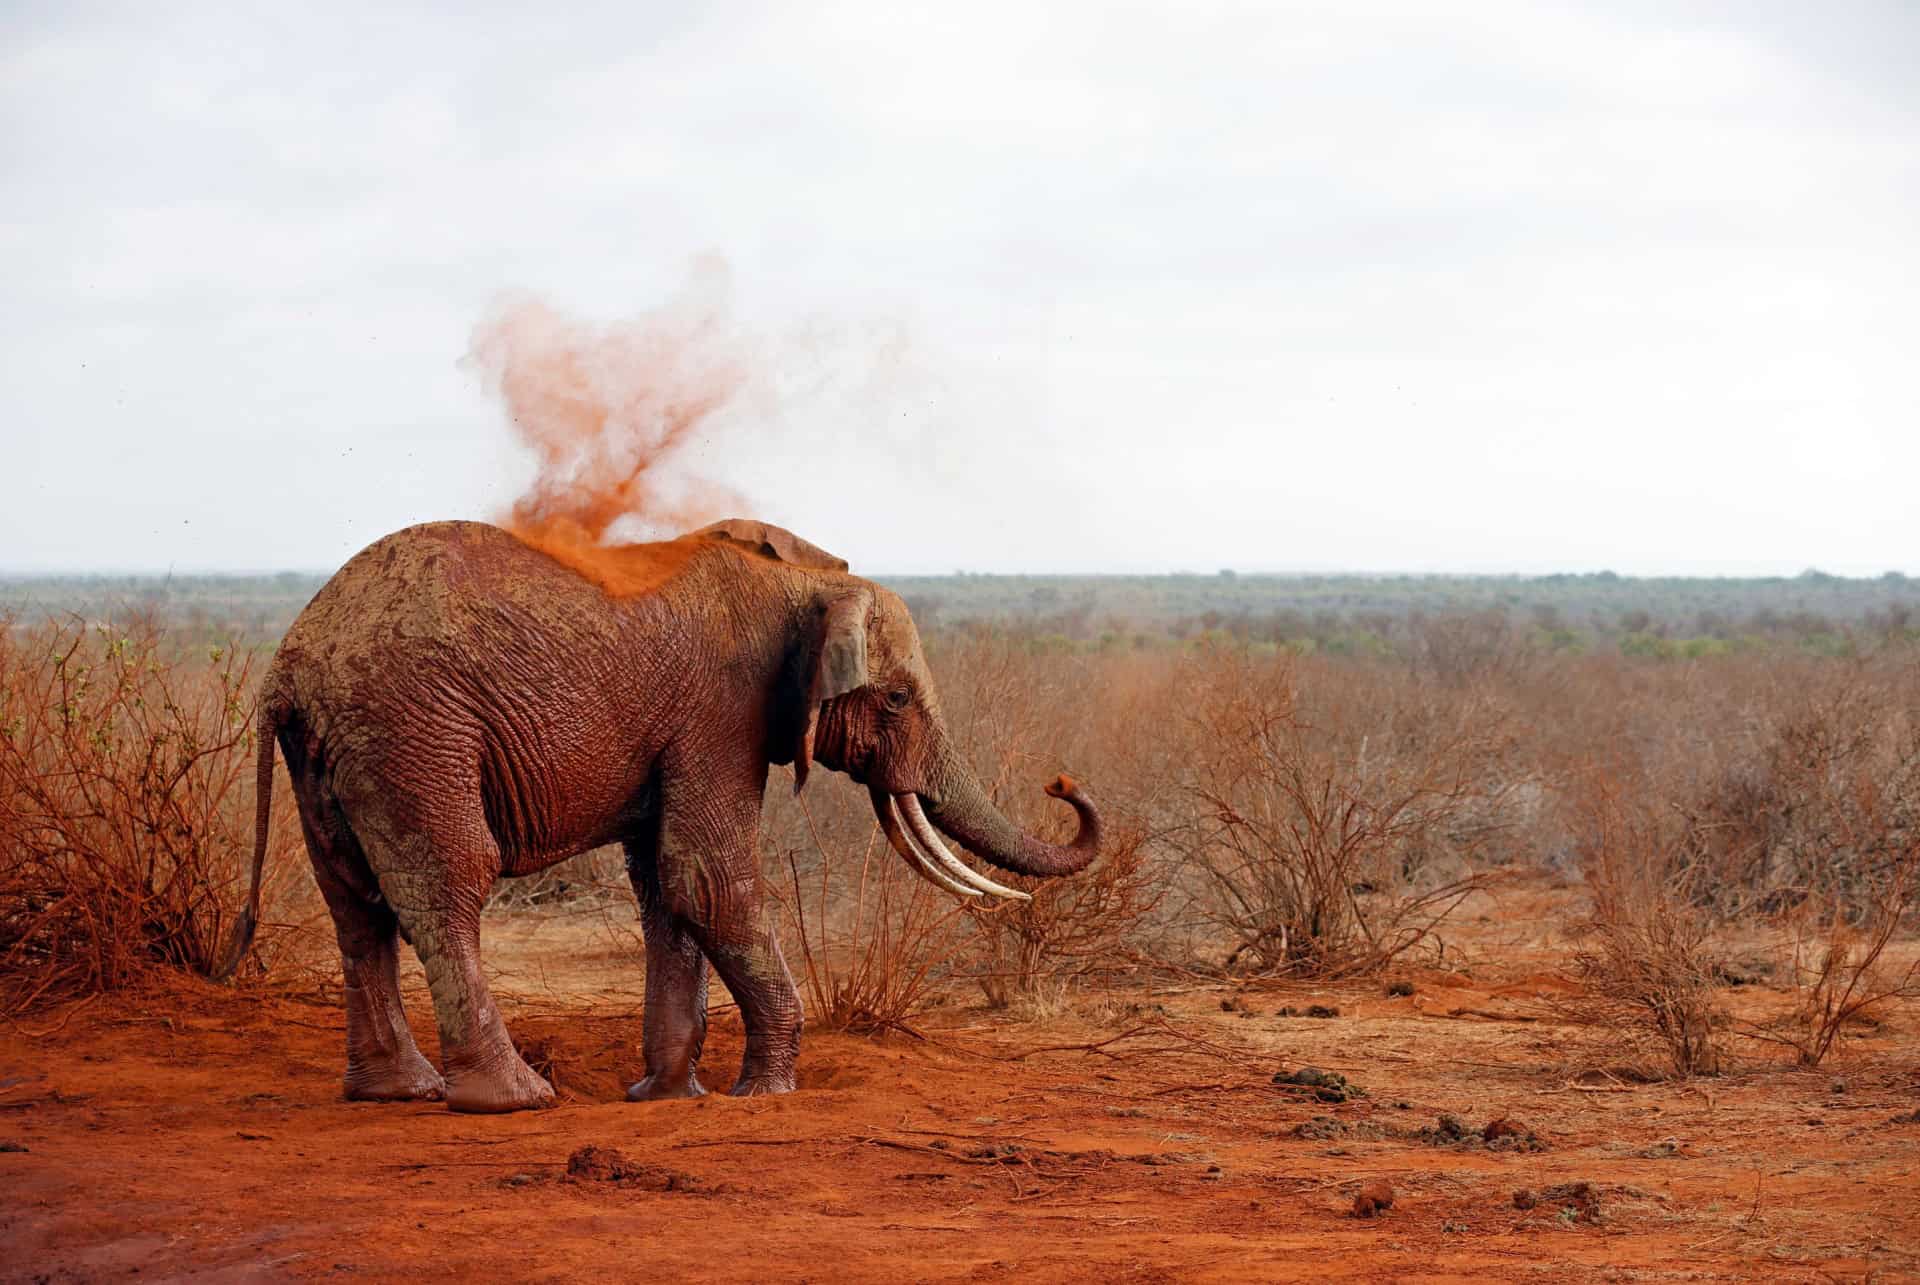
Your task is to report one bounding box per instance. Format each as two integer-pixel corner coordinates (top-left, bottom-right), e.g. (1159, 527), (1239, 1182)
(791, 589), (872, 792)
(690, 519), (850, 573)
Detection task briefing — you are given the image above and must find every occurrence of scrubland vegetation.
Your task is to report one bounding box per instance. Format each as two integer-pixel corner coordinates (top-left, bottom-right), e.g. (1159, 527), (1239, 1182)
(3, 572), (1917, 1081)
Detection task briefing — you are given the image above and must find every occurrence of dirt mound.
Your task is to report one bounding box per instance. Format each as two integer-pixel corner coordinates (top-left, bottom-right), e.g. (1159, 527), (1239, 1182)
(509, 1018), (636, 1103)
(1534, 1181), (1603, 1222)
(1352, 1180), (1396, 1218)
(565, 1145), (701, 1192)
(1293, 1115), (1392, 1143)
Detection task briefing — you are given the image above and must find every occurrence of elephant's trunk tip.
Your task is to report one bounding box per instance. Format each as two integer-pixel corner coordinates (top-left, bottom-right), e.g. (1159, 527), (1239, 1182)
(1045, 773), (1077, 800)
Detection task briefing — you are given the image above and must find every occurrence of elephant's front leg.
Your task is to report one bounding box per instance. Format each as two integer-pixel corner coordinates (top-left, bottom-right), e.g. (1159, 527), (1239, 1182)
(624, 833), (710, 1101)
(658, 764), (803, 1097)
(688, 897), (803, 1096)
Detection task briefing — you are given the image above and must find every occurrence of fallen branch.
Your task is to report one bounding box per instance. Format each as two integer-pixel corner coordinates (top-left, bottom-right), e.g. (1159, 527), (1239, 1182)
(1447, 1007), (1540, 1023)
(993, 1024), (1177, 1062)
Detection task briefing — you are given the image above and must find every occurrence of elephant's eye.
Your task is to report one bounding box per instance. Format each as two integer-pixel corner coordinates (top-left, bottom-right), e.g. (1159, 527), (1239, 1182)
(885, 687), (911, 709)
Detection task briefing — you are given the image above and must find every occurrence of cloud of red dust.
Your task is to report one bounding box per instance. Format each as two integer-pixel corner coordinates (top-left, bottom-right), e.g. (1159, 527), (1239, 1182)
(465, 259), (755, 594)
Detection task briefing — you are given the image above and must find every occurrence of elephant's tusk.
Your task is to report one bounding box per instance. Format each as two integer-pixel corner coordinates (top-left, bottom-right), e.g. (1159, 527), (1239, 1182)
(889, 800), (983, 899)
(897, 794), (1033, 902)
(873, 790), (982, 898)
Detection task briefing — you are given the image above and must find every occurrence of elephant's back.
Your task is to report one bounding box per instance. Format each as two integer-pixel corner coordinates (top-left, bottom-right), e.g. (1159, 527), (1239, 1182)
(270, 521), (638, 723)
(297, 520), (714, 627)
(285, 521), (553, 646)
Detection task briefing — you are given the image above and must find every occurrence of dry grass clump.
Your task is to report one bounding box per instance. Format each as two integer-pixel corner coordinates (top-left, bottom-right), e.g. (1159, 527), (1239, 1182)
(0, 617), (300, 1012)
(928, 632), (1166, 1006)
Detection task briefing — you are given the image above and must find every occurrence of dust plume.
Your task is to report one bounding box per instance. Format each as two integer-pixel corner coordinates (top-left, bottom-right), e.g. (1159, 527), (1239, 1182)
(465, 257), (757, 593)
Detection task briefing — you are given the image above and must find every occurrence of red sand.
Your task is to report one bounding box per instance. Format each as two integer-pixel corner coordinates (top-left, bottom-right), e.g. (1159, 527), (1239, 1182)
(4, 882), (1917, 1282)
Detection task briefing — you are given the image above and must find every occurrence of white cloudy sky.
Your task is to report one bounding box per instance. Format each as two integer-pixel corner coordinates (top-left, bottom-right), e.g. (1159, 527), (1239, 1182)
(3, 1), (1916, 575)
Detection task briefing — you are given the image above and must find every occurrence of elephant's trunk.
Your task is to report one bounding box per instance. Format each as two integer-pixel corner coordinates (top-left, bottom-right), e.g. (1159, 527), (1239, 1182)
(922, 762), (1102, 879)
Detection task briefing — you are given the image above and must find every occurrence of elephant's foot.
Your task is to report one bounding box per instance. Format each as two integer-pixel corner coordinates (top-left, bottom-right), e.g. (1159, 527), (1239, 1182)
(344, 1050), (447, 1103)
(729, 1071), (796, 1097)
(625, 1069), (707, 1102)
(443, 1048), (556, 1114)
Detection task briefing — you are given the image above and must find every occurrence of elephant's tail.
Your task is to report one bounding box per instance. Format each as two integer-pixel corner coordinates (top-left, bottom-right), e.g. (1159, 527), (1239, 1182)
(213, 695), (283, 980)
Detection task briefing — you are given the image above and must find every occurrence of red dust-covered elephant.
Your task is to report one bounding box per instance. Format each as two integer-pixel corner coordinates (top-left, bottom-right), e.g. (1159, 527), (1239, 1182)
(218, 519), (1100, 1112)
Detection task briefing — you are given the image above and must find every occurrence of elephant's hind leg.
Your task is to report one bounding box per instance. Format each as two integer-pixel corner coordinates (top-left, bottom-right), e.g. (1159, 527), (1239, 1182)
(623, 829), (709, 1102)
(357, 812), (554, 1115)
(294, 777), (443, 1102)
(336, 904), (446, 1102)
(423, 902), (555, 1114)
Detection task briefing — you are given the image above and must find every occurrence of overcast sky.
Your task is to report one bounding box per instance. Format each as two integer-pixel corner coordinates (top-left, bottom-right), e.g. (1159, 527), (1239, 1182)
(3, 1), (1916, 575)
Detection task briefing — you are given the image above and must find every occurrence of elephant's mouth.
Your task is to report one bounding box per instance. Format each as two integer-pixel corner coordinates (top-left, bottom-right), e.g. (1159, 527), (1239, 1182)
(868, 787), (1032, 902)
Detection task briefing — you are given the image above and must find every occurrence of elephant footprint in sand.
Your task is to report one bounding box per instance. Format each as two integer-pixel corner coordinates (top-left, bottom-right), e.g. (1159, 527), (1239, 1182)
(218, 518), (1101, 1112)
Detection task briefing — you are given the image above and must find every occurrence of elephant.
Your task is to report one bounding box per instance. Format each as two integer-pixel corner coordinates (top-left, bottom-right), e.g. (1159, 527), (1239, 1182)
(217, 518), (1101, 1113)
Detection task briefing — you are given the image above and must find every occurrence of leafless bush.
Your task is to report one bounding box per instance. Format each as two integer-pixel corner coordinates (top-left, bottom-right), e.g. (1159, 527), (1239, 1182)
(0, 617), (302, 1011)
(917, 631), (1166, 1003)
(963, 821), (1160, 1009)
(1678, 668), (1920, 915)
(1404, 608), (1527, 688)
(1565, 784), (1727, 1077)
(1742, 848), (1919, 1067)
(1168, 649), (1507, 977)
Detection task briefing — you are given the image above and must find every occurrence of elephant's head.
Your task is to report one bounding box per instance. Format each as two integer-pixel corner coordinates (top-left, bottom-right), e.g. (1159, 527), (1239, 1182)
(790, 583), (1103, 900)
(697, 519), (1102, 901)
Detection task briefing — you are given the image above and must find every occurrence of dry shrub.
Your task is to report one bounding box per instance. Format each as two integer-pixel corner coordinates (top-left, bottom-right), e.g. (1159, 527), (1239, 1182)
(1746, 849), (1920, 1066)
(927, 629), (1165, 1006)
(761, 627), (1176, 1027)
(1170, 648), (1508, 977)
(1677, 666), (1920, 915)
(776, 786), (971, 1036)
(1566, 783), (1726, 1077)
(1404, 608), (1527, 688)
(0, 617), (301, 1011)
(963, 821), (1159, 1010)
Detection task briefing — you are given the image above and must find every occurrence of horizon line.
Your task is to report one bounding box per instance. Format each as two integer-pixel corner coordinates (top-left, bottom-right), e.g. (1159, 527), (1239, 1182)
(1, 566), (1913, 583)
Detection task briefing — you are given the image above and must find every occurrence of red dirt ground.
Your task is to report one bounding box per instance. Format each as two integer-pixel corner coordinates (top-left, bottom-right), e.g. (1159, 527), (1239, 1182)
(5, 881), (1918, 1282)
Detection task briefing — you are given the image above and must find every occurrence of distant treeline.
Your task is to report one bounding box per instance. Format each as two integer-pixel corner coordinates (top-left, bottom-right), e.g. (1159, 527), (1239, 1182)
(4, 568), (1916, 657)
(0, 572), (329, 643)
(892, 568), (1920, 657)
